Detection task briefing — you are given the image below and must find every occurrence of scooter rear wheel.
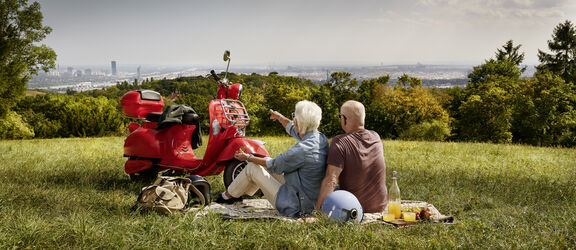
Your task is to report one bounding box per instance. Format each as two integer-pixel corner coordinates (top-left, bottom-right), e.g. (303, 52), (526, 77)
(223, 159), (247, 188)
(129, 166), (159, 183)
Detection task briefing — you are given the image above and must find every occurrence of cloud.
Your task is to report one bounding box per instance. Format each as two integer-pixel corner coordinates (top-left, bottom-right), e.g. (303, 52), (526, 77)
(417, 0), (570, 20)
(419, 0), (461, 6)
(510, 8), (565, 18)
(360, 8), (448, 26)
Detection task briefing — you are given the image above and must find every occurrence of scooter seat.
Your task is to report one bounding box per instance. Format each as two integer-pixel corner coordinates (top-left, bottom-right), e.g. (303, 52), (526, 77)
(145, 112), (163, 122)
(182, 112), (199, 125)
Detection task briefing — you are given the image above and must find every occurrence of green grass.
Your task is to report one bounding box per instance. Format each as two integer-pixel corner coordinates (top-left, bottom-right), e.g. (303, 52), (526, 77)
(0, 136), (575, 248)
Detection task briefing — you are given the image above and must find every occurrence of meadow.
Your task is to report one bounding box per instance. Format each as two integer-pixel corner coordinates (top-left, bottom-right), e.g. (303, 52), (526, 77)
(0, 136), (574, 248)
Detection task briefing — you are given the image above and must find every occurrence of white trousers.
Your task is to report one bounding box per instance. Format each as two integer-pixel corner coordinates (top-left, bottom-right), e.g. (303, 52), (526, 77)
(227, 162), (285, 208)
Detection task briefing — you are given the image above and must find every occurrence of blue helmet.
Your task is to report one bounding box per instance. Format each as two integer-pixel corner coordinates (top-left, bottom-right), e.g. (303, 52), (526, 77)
(321, 190), (363, 223)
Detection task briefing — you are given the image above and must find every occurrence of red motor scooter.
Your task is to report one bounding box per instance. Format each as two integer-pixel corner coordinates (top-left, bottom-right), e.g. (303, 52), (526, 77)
(121, 50), (269, 186)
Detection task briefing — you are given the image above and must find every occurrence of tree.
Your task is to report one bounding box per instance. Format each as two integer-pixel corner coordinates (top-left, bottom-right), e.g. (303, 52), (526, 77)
(468, 40), (526, 87)
(467, 59), (522, 86)
(457, 84), (513, 143)
(358, 75), (390, 104)
(311, 85), (341, 136)
(510, 72), (576, 146)
(328, 72), (358, 91)
(457, 41), (528, 143)
(368, 77), (451, 139)
(0, 0), (56, 119)
(495, 40), (526, 72)
(396, 73), (422, 87)
(537, 20), (576, 84)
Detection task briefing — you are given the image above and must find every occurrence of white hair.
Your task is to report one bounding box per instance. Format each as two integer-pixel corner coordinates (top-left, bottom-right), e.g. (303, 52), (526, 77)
(294, 100), (322, 135)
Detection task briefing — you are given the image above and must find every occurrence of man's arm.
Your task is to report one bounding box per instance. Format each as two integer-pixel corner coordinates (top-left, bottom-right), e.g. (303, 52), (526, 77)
(314, 164), (343, 211)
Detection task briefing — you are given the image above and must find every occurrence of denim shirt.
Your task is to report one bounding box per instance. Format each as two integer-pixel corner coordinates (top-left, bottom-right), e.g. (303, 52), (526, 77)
(266, 121), (329, 217)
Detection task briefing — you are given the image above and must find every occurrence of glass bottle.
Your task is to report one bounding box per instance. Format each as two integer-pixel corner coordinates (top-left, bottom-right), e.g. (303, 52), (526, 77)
(388, 171), (402, 219)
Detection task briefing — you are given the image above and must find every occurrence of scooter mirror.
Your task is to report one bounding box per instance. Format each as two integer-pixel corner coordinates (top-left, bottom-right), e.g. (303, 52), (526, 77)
(223, 50), (231, 61)
(223, 50), (231, 82)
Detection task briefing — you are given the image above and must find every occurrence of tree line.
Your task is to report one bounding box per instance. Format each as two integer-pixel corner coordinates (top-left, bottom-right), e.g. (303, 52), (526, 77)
(0, 1), (574, 147)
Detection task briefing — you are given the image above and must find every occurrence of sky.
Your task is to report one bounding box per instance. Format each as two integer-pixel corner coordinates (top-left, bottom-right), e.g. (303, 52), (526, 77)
(35, 0), (576, 67)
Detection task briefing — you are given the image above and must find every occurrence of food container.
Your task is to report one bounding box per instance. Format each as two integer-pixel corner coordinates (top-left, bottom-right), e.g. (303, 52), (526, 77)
(402, 212), (417, 222)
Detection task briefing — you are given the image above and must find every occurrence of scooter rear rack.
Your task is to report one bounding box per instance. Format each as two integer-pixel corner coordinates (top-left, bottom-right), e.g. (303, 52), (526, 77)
(220, 99), (250, 128)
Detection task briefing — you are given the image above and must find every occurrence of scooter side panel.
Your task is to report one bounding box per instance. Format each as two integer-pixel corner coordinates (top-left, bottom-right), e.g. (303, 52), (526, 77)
(124, 127), (161, 158)
(200, 125), (247, 176)
(157, 124), (198, 162)
(215, 137), (270, 163)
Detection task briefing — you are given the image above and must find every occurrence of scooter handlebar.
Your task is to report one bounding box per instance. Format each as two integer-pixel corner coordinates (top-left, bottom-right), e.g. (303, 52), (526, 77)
(210, 70), (221, 82)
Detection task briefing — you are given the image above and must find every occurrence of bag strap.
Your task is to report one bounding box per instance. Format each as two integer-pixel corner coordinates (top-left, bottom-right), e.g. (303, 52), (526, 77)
(155, 191), (166, 202)
(189, 184), (206, 206)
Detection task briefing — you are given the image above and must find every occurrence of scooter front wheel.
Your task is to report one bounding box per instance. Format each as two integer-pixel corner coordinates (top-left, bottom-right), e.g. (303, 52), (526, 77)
(223, 159), (247, 188)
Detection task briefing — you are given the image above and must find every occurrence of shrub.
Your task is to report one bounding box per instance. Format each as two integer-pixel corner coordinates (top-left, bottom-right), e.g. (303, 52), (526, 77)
(16, 94), (125, 138)
(0, 111), (35, 139)
(400, 119), (451, 141)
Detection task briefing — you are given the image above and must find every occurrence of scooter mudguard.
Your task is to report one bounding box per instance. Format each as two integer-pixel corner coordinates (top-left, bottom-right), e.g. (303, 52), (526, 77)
(125, 159), (153, 174)
(215, 138), (270, 163)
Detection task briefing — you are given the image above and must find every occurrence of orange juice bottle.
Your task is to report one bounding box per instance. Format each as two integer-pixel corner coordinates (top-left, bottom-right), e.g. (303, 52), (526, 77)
(388, 171), (401, 219)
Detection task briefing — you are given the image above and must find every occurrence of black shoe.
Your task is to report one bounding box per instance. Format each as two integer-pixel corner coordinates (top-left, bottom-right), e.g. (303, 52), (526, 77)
(214, 193), (243, 204)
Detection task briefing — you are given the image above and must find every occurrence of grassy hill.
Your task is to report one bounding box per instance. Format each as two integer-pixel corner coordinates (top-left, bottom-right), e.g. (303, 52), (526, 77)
(25, 89), (47, 96)
(0, 136), (574, 248)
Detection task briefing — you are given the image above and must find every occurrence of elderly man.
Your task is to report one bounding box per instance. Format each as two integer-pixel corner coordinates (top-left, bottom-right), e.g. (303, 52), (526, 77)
(216, 100), (329, 218)
(314, 100), (388, 213)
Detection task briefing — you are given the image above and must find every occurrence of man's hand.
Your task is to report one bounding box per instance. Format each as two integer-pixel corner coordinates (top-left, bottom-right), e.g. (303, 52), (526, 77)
(315, 165), (342, 211)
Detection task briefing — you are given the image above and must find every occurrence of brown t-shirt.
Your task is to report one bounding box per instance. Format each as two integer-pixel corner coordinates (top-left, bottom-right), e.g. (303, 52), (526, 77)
(327, 130), (387, 213)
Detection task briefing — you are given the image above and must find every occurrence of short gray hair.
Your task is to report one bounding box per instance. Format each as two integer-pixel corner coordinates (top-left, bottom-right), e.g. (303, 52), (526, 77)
(294, 100), (322, 135)
(341, 100), (365, 126)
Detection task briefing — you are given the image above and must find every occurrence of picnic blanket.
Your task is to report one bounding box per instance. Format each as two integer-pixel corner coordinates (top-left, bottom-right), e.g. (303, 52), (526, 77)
(188, 199), (453, 225)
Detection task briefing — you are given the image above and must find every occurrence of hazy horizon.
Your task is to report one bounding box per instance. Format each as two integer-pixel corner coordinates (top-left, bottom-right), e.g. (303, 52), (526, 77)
(35, 0), (576, 66)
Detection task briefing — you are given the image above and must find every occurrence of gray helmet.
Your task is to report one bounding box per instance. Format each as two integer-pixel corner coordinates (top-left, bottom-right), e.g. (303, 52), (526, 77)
(321, 190), (363, 223)
(186, 175), (211, 206)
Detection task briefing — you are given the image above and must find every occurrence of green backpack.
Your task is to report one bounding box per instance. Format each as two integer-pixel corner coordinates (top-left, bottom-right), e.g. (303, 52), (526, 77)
(136, 176), (210, 215)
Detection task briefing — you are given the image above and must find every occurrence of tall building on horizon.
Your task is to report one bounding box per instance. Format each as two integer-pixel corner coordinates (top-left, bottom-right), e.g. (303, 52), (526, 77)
(111, 61), (117, 76)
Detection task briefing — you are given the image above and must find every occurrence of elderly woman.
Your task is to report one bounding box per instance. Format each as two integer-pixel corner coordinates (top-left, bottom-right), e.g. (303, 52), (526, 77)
(215, 100), (329, 218)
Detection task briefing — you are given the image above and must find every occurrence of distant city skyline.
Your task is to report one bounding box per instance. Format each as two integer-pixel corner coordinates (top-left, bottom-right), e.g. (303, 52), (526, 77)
(35, 0), (576, 66)
(111, 61), (117, 76)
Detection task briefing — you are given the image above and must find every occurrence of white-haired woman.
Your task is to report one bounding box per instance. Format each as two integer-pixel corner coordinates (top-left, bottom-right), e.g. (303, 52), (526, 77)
(216, 100), (329, 218)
